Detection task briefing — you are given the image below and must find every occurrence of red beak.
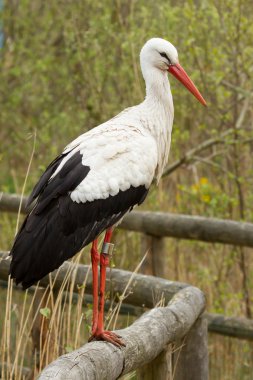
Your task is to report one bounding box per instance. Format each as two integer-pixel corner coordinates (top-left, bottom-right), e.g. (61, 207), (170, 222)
(168, 63), (207, 106)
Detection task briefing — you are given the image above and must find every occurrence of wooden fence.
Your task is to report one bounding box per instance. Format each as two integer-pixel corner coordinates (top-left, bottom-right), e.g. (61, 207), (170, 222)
(1, 191), (253, 377)
(1, 250), (252, 342)
(2, 191), (253, 278)
(38, 288), (207, 380)
(2, 192), (253, 248)
(1, 192), (253, 340)
(0, 253), (207, 379)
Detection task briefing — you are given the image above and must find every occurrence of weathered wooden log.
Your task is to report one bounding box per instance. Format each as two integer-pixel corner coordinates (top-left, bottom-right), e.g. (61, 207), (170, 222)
(0, 252), (188, 309)
(140, 234), (154, 275)
(2, 192), (253, 247)
(122, 211), (253, 247)
(140, 234), (167, 277)
(151, 236), (167, 277)
(0, 192), (29, 213)
(172, 316), (208, 380)
(136, 347), (172, 379)
(38, 286), (206, 380)
(205, 312), (253, 340)
(1, 252), (253, 341)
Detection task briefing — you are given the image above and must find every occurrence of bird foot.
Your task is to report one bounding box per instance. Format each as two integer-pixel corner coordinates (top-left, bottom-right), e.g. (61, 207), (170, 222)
(88, 330), (126, 348)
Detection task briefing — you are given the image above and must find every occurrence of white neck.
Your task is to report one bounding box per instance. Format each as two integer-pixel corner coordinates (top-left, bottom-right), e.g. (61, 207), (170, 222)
(139, 66), (174, 182)
(142, 66), (173, 109)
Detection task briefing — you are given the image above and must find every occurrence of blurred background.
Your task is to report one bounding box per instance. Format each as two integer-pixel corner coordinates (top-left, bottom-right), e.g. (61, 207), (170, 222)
(0, 0), (253, 379)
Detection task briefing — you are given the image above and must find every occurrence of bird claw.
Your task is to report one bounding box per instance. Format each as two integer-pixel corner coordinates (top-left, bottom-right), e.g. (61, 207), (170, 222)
(88, 330), (126, 348)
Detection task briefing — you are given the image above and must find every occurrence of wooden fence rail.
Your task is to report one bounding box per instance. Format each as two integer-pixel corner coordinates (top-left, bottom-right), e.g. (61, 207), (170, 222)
(1, 251), (253, 341)
(0, 252), (207, 379)
(0, 192), (28, 214)
(0, 252), (189, 308)
(1, 191), (253, 247)
(38, 287), (207, 380)
(1, 192), (253, 344)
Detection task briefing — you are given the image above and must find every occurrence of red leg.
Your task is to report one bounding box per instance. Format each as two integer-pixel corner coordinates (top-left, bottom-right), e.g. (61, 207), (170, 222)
(97, 228), (113, 333)
(89, 228), (125, 347)
(90, 239), (100, 334)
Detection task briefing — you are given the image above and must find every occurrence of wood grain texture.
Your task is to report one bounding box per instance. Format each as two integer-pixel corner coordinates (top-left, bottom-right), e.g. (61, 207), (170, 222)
(1, 252), (253, 341)
(206, 312), (253, 340)
(136, 347), (172, 380)
(0, 252), (189, 309)
(140, 235), (167, 277)
(38, 287), (206, 379)
(173, 316), (208, 380)
(122, 211), (253, 247)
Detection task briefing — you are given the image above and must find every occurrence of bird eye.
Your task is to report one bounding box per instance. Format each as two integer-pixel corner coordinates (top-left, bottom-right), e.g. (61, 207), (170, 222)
(159, 52), (172, 64)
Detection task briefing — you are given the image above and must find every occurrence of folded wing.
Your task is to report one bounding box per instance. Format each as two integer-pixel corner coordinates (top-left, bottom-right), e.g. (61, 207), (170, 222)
(10, 127), (157, 288)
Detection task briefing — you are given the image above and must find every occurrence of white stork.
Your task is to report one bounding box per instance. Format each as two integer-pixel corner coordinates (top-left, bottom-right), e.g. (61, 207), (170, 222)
(10, 38), (206, 347)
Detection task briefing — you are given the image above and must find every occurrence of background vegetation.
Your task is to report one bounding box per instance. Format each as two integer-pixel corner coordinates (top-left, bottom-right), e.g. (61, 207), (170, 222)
(0, 0), (253, 378)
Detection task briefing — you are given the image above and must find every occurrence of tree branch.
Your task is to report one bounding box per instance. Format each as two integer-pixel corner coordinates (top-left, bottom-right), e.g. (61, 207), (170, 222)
(162, 128), (235, 178)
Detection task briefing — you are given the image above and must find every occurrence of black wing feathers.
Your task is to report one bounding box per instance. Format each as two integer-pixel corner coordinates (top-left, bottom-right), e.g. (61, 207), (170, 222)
(35, 152), (90, 214)
(10, 186), (148, 288)
(9, 147), (149, 289)
(26, 153), (66, 208)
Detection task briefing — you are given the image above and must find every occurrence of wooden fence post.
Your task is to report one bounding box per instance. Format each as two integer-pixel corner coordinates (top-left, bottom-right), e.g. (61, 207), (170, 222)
(151, 236), (167, 278)
(141, 234), (167, 278)
(172, 316), (208, 380)
(136, 344), (172, 379)
(140, 234), (153, 275)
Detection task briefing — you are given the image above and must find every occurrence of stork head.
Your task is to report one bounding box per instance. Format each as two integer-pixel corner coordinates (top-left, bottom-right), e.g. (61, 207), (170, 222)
(140, 38), (206, 106)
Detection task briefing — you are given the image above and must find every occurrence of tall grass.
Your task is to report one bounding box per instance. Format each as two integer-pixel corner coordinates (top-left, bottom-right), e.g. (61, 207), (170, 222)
(0, 238), (149, 379)
(0, 251), (89, 379)
(1, 231), (253, 379)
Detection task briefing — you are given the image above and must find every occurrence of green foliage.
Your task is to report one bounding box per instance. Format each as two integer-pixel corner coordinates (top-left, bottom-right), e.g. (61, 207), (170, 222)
(1, 0), (253, 203)
(1, 1), (253, 378)
(39, 307), (51, 319)
(1, 0), (253, 299)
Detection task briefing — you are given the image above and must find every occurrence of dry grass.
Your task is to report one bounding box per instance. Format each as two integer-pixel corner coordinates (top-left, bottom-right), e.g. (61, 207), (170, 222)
(1, 237), (253, 379)
(0, 251), (91, 379)
(1, 182), (253, 379)
(0, 242), (150, 379)
(1, 209), (253, 379)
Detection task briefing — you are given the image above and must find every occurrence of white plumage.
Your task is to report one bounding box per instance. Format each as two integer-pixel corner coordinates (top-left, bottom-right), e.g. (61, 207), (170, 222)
(61, 38), (176, 203)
